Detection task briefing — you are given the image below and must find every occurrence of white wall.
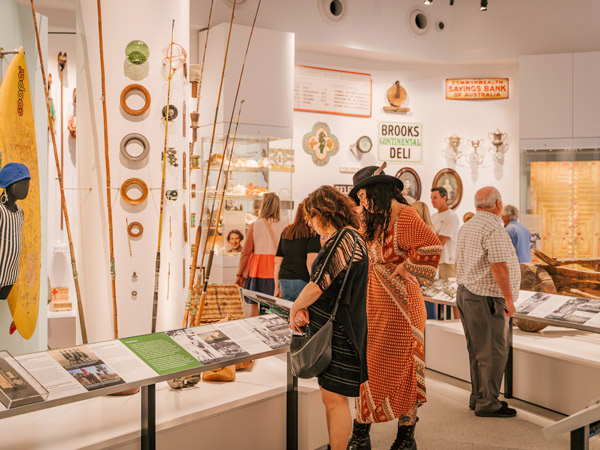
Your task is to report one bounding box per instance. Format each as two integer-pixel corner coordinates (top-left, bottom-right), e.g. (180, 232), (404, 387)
(0, 0), (48, 354)
(291, 52), (520, 219)
(76, 0), (190, 342)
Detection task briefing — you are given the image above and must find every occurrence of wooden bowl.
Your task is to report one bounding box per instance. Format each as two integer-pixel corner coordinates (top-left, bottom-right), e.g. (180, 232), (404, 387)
(514, 318), (547, 333)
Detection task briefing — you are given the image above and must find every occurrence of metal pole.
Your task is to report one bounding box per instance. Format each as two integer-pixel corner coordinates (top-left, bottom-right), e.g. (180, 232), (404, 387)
(141, 384), (156, 450)
(286, 353), (299, 450)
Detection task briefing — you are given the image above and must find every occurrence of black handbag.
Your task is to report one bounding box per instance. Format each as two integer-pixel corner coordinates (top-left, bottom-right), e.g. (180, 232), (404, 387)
(289, 233), (358, 379)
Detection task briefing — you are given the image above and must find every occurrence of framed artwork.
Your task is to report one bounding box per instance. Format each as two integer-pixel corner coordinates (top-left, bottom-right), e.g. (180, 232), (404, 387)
(395, 167), (421, 201)
(302, 122), (339, 167)
(432, 168), (463, 209)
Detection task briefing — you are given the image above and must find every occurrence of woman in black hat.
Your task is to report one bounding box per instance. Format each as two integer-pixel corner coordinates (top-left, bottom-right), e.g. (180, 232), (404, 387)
(347, 164), (442, 450)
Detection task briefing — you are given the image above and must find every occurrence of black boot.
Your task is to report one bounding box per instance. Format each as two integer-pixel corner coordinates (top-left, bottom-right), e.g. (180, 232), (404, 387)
(389, 421), (417, 450)
(347, 419), (372, 450)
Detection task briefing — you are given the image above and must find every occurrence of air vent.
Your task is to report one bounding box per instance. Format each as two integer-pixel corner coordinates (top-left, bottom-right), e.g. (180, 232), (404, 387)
(408, 8), (430, 35)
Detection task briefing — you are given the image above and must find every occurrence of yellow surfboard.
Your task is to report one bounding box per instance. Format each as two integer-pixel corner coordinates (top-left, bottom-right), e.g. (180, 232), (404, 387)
(0, 49), (41, 339)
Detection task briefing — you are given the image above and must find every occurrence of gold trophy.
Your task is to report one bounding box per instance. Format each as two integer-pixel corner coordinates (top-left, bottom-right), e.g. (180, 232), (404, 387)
(467, 139), (484, 165)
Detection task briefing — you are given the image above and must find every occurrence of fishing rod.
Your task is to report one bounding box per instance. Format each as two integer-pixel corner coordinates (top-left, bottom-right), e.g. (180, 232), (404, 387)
(30, 0), (88, 343)
(58, 51), (66, 230)
(97, 0), (119, 339)
(190, 0), (263, 326)
(183, 0), (237, 328)
(151, 19), (176, 334)
(194, 101), (244, 326)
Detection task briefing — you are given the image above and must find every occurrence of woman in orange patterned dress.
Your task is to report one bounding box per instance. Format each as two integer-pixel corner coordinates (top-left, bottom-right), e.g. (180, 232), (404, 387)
(348, 165), (442, 450)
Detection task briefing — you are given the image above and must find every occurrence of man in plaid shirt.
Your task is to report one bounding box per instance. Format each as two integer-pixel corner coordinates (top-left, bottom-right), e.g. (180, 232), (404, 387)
(456, 186), (520, 418)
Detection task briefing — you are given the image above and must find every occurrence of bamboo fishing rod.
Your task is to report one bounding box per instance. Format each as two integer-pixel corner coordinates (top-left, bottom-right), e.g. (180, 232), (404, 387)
(97, 0), (119, 339)
(58, 52), (66, 230)
(183, 0), (237, 328)
(195, 0), (215, 115)
(194, 101), (244, 326)
(30, 0), (88, 343)
(151, 19), (176, 334)
(189, 0), (263, 326)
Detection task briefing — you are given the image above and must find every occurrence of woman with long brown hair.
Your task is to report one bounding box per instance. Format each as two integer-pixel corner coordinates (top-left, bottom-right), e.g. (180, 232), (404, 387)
(274, 201), (320, 301)
(288, 186), (369, 450)
(236, 192), (287, 316)
(348, 166), (442, 450)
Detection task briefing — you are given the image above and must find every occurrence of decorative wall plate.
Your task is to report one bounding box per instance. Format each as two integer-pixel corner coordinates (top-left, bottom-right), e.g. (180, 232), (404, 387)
(432, 168), (463, 209)
(302, 122), (339, 167)
(395, 167), (422, 201)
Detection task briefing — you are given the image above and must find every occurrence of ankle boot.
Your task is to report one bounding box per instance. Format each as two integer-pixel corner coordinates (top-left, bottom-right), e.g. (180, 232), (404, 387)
(347, 419), (371, 450)
(389, 422), (417, 450)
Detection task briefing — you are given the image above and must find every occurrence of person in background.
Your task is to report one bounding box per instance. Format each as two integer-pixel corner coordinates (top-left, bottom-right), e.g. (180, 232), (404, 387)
(348, 165), (441, 450)
(236, 193), (287, 316)
(288, 186), (369, 450)
(456, 187), (520, 418)
(226, 229), (244, 253)
(501, 205), (532, 263)
(411, 200), (434, 230)
(430, 187), (459, 280)
(274, 202), (320, 301)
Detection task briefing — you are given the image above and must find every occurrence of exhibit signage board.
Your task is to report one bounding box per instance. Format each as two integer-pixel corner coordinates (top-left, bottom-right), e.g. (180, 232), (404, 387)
(445, 78), (509, 100)
(3, 315), (291, 407)
(378, 122), (423, 163)
(294, 65), (372, 117)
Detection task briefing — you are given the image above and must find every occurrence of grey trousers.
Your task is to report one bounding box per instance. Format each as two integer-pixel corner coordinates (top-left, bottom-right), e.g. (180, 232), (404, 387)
(456, 285), (509, 413)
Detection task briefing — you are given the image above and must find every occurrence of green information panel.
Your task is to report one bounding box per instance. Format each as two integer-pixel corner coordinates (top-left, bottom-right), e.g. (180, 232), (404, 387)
(120, 333), (202, 376)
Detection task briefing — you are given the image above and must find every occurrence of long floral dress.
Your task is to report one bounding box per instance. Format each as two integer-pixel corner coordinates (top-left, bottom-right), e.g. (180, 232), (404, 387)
(356, 206), (442, 423)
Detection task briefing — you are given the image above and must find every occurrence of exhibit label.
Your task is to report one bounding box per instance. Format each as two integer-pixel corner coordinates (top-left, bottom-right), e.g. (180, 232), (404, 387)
(445, 78), (509, 100)
(294, 65), (372, 117)
(378, 122), (422, 163)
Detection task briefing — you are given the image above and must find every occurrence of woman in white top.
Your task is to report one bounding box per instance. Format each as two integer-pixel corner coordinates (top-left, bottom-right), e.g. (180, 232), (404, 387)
(235, 193), (287, 316)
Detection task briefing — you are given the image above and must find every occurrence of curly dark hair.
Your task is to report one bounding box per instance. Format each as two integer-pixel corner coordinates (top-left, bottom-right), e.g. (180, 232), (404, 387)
(303, 186), (360, 231)
(362, 181), (408, 244)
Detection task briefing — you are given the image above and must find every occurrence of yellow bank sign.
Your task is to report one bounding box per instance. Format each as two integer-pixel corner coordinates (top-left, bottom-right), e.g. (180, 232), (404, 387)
(445, 78), (509, 100)
(378, 122), (422, 163)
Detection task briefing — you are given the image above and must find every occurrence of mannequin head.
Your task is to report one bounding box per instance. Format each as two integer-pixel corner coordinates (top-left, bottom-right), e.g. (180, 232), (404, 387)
(4, 179), (30, 203)
(0, 163), (30, 206)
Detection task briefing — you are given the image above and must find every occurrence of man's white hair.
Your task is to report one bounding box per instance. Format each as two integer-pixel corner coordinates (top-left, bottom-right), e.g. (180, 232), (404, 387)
(475, 187), (501, 209)
(502, 204), (519, 221)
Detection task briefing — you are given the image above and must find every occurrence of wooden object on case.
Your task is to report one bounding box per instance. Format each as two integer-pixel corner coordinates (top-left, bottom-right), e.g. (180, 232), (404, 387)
(384, 81), (410, 112)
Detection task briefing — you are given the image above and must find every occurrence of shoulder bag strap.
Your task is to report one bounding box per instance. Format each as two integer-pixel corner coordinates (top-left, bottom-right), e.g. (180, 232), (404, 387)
(263, 219), (278, 251)
(330, 229), (359, 318)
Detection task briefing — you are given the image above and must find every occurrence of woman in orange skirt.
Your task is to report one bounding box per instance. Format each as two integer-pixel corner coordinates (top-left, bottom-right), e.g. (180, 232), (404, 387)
(348, 165), (442, 450)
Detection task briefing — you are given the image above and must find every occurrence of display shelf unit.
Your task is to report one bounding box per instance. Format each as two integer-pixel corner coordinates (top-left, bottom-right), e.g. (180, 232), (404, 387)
(0, 316), (301, 450)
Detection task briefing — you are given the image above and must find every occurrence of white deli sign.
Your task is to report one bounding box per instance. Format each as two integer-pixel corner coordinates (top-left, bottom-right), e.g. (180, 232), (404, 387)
(378, 122), (422, 163)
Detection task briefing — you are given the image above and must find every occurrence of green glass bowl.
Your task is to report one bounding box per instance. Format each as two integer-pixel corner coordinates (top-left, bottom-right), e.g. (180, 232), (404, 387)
(125, 40), (150, 64)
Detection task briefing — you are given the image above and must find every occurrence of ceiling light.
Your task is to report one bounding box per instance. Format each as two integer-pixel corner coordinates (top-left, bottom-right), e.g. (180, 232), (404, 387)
(480, 0), (487, 10)
(450, 0), (454, 4)
(424, 0), (433, 5)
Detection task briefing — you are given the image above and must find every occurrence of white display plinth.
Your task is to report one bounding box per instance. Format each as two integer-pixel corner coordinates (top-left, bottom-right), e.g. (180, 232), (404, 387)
(425, 320), (600, 415)
(0, 356), (328, 450)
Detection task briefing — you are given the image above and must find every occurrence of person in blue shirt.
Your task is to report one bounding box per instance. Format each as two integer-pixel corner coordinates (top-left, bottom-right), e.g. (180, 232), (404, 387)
(501, 205), (532, 263)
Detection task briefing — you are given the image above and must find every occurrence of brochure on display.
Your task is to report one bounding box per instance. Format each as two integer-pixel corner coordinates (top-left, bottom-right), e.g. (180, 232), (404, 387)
(421, 280), (458, 303)
(515, 292), (600, 329)
(3, 315), (291, 410)
(242, 288), (294, 319)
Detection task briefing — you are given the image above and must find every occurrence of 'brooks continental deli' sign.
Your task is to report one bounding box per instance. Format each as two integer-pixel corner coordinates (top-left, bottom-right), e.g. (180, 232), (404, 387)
(378, 122), (422, 163)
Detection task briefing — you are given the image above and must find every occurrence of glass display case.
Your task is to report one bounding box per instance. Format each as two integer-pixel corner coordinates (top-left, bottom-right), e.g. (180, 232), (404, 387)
(189, 136), (294, 284)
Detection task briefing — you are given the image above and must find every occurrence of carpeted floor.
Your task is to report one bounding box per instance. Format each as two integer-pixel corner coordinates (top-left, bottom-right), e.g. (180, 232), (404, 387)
(364, 370), (600, 450)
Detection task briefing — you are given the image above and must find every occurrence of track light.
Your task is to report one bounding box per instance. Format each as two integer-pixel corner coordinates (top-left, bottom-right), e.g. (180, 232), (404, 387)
(424, 0), (433, 4)
(450, 0), (454, 4)
(480, 0), (487, 10)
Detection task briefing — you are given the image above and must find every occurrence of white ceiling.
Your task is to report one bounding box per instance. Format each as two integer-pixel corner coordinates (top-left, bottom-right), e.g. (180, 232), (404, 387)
(14, 0), (600, 64)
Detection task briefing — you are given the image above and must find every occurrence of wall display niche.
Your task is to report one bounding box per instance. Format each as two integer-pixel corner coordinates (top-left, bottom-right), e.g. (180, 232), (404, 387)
(395, 167), (422, 201)
(302, 122), (339, 167)
(432, 168), (462, 209)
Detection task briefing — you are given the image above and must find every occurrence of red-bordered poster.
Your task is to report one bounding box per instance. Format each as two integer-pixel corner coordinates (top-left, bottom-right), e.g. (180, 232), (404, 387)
(294, 65), (372, 117)
(445, 78), (509, 100)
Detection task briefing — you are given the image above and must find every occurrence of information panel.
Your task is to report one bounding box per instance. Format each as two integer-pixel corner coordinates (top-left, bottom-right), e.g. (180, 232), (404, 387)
(378, 122), (423, 163)
(294, 65), (372, 117)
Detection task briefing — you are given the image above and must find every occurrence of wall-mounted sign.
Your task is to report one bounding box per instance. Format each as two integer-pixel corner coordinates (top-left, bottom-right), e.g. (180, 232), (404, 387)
(303, 122), (339, 167)
(333, 184), (353, 195)
(445, 78), (509, 100)
(269, 148), (294, 172)
(294, 65), (372, 118)
(378, 122), (422, 163)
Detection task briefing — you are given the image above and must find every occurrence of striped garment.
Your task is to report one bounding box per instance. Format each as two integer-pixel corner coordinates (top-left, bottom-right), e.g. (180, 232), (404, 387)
(0, 203), (24, 288)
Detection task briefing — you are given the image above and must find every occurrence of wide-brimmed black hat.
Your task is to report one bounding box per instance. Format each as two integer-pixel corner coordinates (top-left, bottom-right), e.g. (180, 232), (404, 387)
(348, 163), (404, 202)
